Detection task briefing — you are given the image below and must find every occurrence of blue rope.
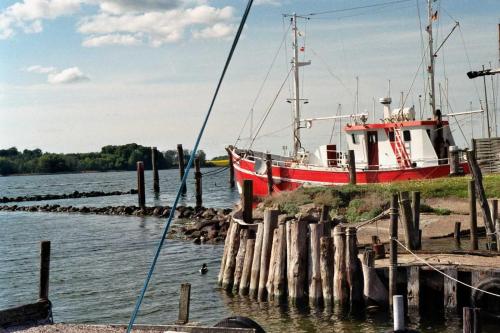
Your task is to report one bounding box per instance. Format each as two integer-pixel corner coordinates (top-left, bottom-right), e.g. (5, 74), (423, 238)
(126, 1), (255, 331)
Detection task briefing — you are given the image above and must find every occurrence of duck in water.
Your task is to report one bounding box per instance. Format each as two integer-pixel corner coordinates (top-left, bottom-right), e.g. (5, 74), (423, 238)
(199, 263), (208, 275)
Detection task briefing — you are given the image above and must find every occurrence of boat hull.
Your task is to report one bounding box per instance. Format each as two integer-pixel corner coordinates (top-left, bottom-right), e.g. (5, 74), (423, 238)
(230, 150), (470, 197)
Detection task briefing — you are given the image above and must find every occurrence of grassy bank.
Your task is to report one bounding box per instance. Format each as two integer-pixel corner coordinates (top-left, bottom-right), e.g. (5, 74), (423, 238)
(261, 174), (500, 222)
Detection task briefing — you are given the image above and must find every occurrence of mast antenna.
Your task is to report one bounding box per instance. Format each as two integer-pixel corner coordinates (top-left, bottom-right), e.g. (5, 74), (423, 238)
(427, 0), (437, 118)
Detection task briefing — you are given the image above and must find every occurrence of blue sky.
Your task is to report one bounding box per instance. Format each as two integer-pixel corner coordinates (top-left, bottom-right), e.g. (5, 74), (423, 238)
(0, 0), (498, 157)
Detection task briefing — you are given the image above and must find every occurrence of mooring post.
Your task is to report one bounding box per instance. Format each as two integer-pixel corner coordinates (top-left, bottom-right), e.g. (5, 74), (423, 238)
(454, 222), (461, 248)
(239, 232), (256, 296)
(412, 191), (421, 249)
(407, 266), (420, 311)
(389, 194), (399, 307)
(348, 150), (356, 185)
(346, 226), (364, 310)
(242, 180), (253, 224)
(194, 157), (202, 209)
(319, 236), (334, 306)
(177, 283), (191, 325)
(151, 147), (160, 194)
(218, 222), (234, 286)
(266, 153), (273, 196)
(222, 221), (241, 291)
(258, 209), (278, 301)
(249, 223), (263, 298)
(136, 161), (146, 209)
(308, 222), (324, 306)
(288, 219), (308, 304)
(463, 307), (481, 333)
(177, 144), (187, 195)
(38, 241), (51, 301)
(233, 229), (248, 292)
(225, 147), (235, 188)
(469, 179), (478, 251)
(491, 199), (498, 225)
(393, 295), (405, 332)
(399, 192), (416, 250)
(496, 219), (500, 254)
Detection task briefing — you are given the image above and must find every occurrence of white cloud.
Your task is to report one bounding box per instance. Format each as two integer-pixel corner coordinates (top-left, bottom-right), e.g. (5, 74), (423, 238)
(254, 0), (281, 6)
(47, 67), (89, 84)
(193, 23), (235, 39)
(25, 65), (56, 73)
(98, 0), (182, 14)
(78, 5), (236, 47)
(0, 0), (83, 38)
(82, 33), (141, 47)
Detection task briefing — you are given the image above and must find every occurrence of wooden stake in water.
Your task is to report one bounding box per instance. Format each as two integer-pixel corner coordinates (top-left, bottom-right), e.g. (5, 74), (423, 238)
(38, 241), (51, 301)
(226, 147), (235, 188)
(177, 144), (186, 195)
(151, 147), (160, 193)
(136, 161), (145, 208)
(194, 157), (202, 209)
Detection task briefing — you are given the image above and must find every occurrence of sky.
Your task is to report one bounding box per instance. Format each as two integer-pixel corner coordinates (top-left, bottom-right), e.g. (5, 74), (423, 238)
(0, 0), (499, 158)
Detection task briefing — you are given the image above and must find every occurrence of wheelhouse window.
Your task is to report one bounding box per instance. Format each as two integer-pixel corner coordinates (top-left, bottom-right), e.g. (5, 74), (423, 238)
(403, 130), (411, 141)
(351, 134), (357, 144)
(388, 131), (395, 142)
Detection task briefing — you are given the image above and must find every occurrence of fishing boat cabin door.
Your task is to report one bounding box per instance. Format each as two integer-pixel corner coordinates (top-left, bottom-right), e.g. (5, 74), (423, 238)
(367, 131), (379, 170)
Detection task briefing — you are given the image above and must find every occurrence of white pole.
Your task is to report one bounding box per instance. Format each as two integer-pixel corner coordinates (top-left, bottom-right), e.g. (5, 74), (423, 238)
(393, 295), (405, 331)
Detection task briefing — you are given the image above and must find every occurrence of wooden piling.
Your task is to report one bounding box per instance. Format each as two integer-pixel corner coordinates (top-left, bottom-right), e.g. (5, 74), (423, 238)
(491, 199), (498, 226)
(346, 227), (363, 309)
(136, 161), (145, 208)
(467, 150), (495, 245)
(454, 222), (461, 247)
(443, 268), (458, 310)
(399, 192), (416, 250)
(177, 144), (186, 195)
(222, 221), (241, 291)
(38, 241), (50, 301)
(233, 229), (248, 292)
(412, 191), (421, 249)
(469, 179), (478, 251)
(308, 222), (324, 305)
(406, 266), (420, 309)
(194, 158), (202, 209)
(449, 147), (460, 175)
(249, 223), (263, 298)
(239, 237), (255, 296)
(288, 219), (308, 303)
(268, 223), (287, 301)
(348, 150), (356, 185)
(218, 222), (234, 285)
(463, 307), (481, 333)
(496, 219), (500, 254)
(333, 225), (349, 305)
(177, 283), (191, 325)
(266, 153), (273, 196)
(389, 194), (399, 307)
(242, 180), (253, 224)
(151, 147), (160, 193)
(257, 209), (278, 301)
(320, 205), (332, 236)
(319, 236), (334, 306)
(225, 147), (235, 188)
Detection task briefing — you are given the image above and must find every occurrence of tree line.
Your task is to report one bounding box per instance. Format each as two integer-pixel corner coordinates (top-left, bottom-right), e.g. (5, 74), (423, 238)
(0, 144), (213, 176)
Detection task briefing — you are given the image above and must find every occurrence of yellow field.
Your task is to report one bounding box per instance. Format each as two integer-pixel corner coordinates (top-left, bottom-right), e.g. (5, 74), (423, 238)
(209, 159), (229, 167)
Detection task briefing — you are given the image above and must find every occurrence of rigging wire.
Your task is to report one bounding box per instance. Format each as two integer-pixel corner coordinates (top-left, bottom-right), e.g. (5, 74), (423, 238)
(125, 1), (255, 331)
(416, 0), (427, 119)
(247, 68), (293, 151)
(234, 21), (292, 146)
(304, 0), (413, 17)
(309, 47), (354, 97)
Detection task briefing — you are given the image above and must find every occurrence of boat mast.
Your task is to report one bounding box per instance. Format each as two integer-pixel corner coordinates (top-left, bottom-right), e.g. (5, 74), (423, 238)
(427, 0), (437, 118)
(292, 13), (301, 157)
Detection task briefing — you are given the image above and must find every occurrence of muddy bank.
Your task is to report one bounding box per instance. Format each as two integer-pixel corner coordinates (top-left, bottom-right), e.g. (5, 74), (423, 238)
(0, 190), (138, 203)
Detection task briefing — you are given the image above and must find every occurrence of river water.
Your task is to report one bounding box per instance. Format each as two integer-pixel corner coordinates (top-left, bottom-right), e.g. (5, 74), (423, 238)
(0, 170), (495, 332)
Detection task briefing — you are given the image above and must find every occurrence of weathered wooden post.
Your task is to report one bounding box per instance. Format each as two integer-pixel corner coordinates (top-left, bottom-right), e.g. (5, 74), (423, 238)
(399, 192), (416, 250)
(268, 222), (287, 301)
(258, 209), (278, 301)
(443, 268), (458, 310)
(492, 199), (498, 227)
(348, 150), (356, 185)
(218, 222), (234, 286)
(496, 219), (500, 254)
(222, 221), (241, 291)
(469, 179), (479, 251)
(151, 147), (160, 193)
(177, 283), (191, 325)
(266, 153), (273, 196)
(239, 233), (256, 296)
(346, 227), (364, 310)
(249, 223), (264, 298)
(288, 219), (308, 304)
(226, 147), (235, 188)
(412, 191), (421, 249)
(233, 229), (248, 292)
(320, 205), (332, 236)
(319, 236), (334, 306)
(177, 144), (187, 195)
(454, 222), (461, 248)
(39, 241), (51, 301)
(242, 180), (253, 224)
(389, 194), (399, 307)
(463, 307), (481, 333)
(309, 222), (324, 305)
(333, 225), (349, 306)
(407, 266), (420, 311)
(194, 157), (202, 209)
(136, 161), (146, 209)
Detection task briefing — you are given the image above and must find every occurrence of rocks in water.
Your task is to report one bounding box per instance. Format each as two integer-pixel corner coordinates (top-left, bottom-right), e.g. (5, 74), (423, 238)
(0, 189), (138, 203)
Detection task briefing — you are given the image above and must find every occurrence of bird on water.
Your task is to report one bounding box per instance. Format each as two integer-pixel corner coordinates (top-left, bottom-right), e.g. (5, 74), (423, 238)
(199, 263), (208, 274)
